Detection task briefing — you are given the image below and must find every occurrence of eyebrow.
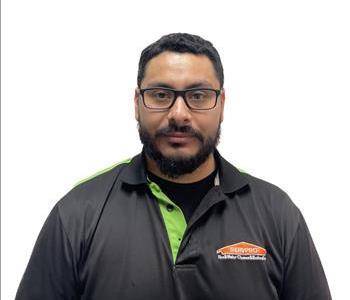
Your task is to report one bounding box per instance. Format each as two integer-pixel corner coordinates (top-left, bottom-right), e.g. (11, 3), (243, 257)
(145, 81), (215, 89)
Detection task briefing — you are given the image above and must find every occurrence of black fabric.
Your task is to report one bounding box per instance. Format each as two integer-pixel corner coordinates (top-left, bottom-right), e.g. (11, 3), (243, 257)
(147, 167), (217, 223)
(16, 205), (80, 300)
(15, 150), (332, 300)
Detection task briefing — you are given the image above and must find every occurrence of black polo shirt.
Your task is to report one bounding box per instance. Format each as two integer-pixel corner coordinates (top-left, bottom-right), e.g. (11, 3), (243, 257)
(16, 149), (332, 300)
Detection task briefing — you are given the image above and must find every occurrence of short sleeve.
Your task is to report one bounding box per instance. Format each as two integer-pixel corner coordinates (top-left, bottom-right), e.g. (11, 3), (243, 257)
(15, 204), (80, 300)
(281, 212), (332, 300)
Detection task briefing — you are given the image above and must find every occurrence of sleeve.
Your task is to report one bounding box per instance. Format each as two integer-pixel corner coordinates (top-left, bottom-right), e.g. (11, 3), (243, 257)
(15, 204), (81, 300)
(281, 212), (332, 300)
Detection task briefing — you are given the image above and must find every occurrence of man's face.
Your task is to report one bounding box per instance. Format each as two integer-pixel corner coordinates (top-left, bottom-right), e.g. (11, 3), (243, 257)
(134, 51), (225, 178)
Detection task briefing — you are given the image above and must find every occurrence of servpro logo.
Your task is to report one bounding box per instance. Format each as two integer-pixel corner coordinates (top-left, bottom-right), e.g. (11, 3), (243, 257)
(216, 242), (267, 261)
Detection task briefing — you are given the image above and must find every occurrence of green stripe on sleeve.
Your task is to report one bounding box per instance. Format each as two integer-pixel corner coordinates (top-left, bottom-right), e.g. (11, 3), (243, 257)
(74, 158), (131, 187)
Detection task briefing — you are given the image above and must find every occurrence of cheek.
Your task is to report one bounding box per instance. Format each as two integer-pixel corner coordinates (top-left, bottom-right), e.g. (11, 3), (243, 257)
(139, 110), (166, 133)
(196, 115), (220, 136)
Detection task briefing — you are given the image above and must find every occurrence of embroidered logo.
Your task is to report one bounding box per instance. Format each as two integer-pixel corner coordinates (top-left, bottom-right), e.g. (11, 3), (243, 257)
(216, 241), (267, 261)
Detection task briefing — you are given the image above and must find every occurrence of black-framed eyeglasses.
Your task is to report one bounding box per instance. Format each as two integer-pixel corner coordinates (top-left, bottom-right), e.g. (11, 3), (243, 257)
(138, 87), (221, 110)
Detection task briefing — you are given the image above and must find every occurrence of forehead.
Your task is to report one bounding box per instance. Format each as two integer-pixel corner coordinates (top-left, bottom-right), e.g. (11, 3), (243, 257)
(142, 51), (220, 89)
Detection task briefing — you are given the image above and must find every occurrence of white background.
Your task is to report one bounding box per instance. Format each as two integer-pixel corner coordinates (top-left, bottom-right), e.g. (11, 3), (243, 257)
(2, 0), (349, 299)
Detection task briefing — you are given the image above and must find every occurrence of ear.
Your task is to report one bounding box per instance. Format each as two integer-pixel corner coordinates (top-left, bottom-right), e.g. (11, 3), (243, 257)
(134, 88), (140, 122)
(219, 88), (225, 123)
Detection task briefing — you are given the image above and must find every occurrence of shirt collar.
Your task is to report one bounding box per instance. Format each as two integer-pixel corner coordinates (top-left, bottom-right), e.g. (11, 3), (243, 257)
(119, 148), (249, 194)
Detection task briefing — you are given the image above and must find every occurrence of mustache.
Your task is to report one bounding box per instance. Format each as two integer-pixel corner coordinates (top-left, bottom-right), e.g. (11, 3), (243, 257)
(155, 122), (204, 143)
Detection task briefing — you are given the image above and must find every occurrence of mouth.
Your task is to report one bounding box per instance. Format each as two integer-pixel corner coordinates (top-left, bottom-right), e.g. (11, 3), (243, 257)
(163, 132), (194, 143)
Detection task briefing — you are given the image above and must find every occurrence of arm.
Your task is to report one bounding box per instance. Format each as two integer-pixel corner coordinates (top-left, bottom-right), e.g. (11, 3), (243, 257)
(15, 204), (80, 300)
(281, 212), (332, 300)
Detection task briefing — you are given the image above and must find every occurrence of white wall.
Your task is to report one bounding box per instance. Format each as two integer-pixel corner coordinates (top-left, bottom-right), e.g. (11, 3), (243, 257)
(2, 0), (349, 298)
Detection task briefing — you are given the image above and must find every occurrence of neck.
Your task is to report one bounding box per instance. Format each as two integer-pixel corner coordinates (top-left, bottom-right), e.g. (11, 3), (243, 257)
(145, 153), (216, 184)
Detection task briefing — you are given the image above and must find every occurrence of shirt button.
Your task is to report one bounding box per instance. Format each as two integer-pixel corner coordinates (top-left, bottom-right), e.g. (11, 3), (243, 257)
(166, 204), (174, 212)
(152, 184), (160, 193)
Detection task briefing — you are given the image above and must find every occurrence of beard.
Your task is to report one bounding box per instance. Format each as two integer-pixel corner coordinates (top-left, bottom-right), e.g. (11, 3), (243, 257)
(138, 119), (221, 179)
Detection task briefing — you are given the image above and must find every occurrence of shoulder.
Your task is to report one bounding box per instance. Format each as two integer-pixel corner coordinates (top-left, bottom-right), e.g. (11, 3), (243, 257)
(240, 171), (302, 237)
(56, 158), (132, 231)
(48, 158), (132, 258)
(241, 171), (299, 212)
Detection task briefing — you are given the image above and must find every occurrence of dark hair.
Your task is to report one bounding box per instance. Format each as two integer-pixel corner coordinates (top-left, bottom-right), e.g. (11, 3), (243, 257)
(137, 33), (224, 88)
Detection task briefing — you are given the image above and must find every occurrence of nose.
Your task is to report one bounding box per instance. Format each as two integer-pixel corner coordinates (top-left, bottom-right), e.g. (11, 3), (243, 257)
(167, 95), (191, 125)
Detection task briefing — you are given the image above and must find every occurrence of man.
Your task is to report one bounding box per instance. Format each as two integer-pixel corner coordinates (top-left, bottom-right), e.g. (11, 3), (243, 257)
(16, 33), (331, 299)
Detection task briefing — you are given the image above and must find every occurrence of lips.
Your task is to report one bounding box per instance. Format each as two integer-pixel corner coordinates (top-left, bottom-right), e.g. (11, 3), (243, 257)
(165, 132), (192, 138)
(163, 132), (194, 143)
